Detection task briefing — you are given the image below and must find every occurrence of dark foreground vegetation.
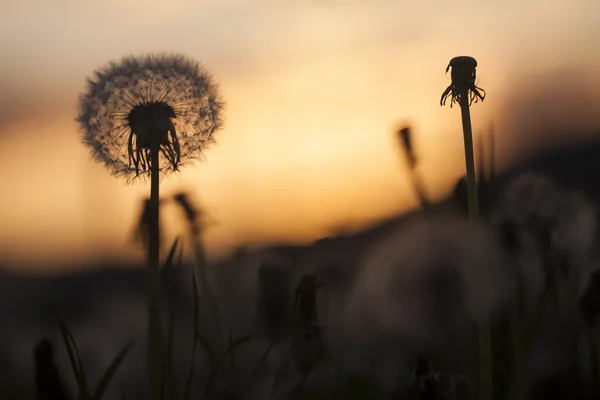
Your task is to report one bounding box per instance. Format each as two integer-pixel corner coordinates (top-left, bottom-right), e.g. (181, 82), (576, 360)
(2, 136), (600, 399)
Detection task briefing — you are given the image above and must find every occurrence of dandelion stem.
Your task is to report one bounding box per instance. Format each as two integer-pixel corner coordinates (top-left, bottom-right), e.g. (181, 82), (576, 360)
(191, 231), (222, 341)
(459, 93), (492, 400)
(459, 95), (479, 220)
(148, 145), (163, 400)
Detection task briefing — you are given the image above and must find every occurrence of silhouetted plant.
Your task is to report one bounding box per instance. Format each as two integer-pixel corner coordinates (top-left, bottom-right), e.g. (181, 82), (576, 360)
(131, 198), (169, 251)
(34, 339), (71, 400)
(404, 357), (437, 400)
(256, 262), (294, 345)
(293, 272), (323, 327)
(441, 56), (486, 219)
(396, 126), (430, 208)
(452, 125), (497, 217)
(441, 56), (491, 400)
(76, 53), (224, 400)
(173, 192), (221, 335)
(56, 316), (134, 400)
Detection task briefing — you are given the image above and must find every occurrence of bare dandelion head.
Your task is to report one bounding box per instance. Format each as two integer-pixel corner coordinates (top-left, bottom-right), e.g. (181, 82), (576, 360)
(77, 53), (224, 181)
(440, 56), (486, 107)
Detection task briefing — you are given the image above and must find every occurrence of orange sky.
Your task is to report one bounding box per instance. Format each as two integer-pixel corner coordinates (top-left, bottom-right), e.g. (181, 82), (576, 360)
(1, 0), (600, 273)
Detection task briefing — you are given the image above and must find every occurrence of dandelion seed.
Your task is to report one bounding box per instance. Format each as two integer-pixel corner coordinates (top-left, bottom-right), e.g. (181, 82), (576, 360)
(490, 172), (598, 313)
(77, 53), (224, 181)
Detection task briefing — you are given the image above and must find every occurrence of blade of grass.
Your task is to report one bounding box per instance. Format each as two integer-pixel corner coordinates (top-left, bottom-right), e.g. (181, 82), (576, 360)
(191, 236), (221, 337)
(489, 123), (496, 181)
(194, 326), (223, 396)
(193, 328), (220, 370)
(223, 332), (253, 361)
(162, 306), (178, 400)
(92, 341), (134, 400)
(584, 323), (599, 394)
(250, 343), (274, 381)
(56, 313), (91, 399)
(163, 240), (184, 400)
(228, 328), (233, 368)
(162, 237), (180, 273)
(505, 283), (551, 400)
(271, 347), (293, 393)
(182, 272), (200, 400)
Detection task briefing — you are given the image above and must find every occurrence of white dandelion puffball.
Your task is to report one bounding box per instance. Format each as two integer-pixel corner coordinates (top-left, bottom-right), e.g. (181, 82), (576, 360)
(77, 53), (224, 181)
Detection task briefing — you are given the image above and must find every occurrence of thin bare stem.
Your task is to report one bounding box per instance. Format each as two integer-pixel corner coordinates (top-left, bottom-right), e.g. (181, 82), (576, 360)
(398, 127), (430, 209)
(147, 145), (162, 400)
(459, 93), (492, 400)
(191, 231), (222, 342)
(459, 95), (479, 220)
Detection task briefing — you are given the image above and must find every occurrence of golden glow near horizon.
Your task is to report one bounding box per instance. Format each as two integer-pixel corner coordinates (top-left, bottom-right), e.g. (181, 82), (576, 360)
(1, 0), (600, 272)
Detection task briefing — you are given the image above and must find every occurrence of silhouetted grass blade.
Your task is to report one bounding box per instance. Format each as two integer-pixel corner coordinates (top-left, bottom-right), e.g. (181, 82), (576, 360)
(56, 313), (91, 399)
(161, 237), (180, 272)
(91, 341), (134, 400)
(182, 271), (200, 400)
(223, 332), (253, 363)
(162, 308), (177, 400)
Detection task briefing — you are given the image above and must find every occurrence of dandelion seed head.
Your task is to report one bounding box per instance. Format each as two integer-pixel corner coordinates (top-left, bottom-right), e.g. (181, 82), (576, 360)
(440, 56), (486, 107)
(490, 172), (598, 311)
(77, 53), (224, 182)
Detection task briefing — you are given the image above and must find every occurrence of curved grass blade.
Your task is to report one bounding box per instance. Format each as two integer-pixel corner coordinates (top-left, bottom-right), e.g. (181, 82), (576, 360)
(223, 331), (253, 365)
(228, 328), (233, 368)
(56, 313), (91, 399)
(92, 341), (134, 400)
(182, 272), (200, 400)
(162, 241), (184, 400)
(505, 284), (552, 400)
(489, 123), (496, 181)
(224, 332), (253, 358)
(162, 307), (178, 400)
(250, 343), (274, 381)
(162, 237), (180, 273)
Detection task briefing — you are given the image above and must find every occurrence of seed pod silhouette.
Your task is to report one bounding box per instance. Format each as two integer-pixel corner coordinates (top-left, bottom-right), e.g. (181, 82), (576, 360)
(293, 272), (323, 326)
(256, 262), (293, 344)
(34, 339), (70, 400)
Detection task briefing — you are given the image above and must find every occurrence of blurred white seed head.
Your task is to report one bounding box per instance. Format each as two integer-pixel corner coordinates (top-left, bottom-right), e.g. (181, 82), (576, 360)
(328, 212), (513, 391)
(490, 172), (598, 311)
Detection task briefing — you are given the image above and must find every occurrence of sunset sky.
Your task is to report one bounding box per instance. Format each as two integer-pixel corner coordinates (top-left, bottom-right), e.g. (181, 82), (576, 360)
(2, 0), (600, 273)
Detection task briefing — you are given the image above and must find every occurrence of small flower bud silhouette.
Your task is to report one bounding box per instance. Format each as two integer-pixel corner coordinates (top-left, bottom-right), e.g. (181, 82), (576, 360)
(77, 53), (224, 181)
(293, 272), (323, 326)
